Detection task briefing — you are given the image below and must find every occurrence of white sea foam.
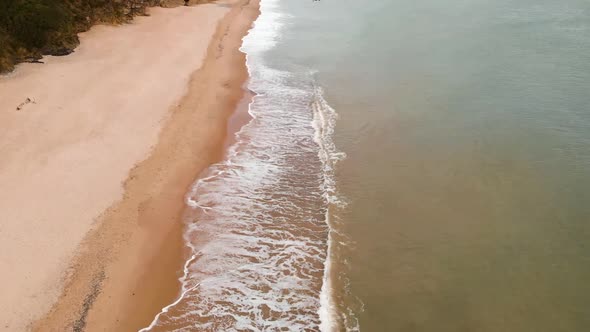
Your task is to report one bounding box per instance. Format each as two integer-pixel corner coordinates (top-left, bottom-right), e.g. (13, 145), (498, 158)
(142, 0), (345, 330)
(311, 85), (346, 332)
(239, 0), (284, 55)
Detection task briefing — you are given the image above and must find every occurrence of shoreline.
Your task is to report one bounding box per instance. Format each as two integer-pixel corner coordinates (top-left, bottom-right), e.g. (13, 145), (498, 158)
(32, 1), (261, 331)
(0, 0), (260, 330)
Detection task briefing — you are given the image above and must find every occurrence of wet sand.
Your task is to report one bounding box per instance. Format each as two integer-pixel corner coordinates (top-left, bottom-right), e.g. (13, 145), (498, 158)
(0, 0), (259, 330)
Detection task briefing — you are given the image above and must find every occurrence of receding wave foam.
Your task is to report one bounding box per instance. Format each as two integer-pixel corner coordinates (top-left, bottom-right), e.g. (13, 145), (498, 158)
(141, 0), (344, 331)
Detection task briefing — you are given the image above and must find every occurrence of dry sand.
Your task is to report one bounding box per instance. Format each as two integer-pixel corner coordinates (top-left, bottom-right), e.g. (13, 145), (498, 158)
(0, 0), (259, 330)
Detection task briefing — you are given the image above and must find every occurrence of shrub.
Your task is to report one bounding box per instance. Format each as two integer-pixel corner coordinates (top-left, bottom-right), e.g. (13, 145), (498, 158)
(0, 0), (163, 72)
(0, 0), (72, 49)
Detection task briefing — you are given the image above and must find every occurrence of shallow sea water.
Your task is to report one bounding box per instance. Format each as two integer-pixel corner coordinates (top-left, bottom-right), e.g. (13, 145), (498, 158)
(144, 0), (590, 330)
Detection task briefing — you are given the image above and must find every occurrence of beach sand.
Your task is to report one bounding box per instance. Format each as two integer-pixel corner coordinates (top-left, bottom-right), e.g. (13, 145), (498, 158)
(0, 0), (259, 330)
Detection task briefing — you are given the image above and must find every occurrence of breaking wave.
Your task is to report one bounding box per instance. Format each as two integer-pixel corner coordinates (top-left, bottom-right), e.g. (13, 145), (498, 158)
(141, 0), (345, 331)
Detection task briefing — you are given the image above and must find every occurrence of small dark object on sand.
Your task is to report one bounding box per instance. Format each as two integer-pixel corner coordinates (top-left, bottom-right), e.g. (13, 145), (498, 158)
(184, 0), (189, 6)
(51, 47), (74, 57)
(24, 58), (44, 64)
(16, 97), (35, 111)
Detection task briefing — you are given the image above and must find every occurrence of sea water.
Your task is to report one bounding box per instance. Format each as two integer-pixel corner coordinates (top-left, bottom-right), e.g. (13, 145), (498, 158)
(144, 0), (590, 330)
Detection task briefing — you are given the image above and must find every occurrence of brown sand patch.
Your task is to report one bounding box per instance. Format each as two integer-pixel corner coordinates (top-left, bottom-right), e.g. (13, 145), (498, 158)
(29, 0), (260, 331)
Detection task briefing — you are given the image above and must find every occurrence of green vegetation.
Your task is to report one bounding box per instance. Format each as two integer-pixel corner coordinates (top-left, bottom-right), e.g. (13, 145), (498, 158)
(0, 0), (162, 73)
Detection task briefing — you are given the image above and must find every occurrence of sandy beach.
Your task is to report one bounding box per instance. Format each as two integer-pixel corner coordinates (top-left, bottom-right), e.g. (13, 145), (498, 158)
(0, 0), (259, 330)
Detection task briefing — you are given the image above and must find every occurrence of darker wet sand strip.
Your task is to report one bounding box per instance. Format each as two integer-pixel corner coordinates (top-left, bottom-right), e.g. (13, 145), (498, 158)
(29, 0), (260, 331)
(0, 4), (227, 331)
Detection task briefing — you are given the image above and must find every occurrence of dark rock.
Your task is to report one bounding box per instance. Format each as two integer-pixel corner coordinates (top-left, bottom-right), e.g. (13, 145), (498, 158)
(50, 47), (74, 57)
